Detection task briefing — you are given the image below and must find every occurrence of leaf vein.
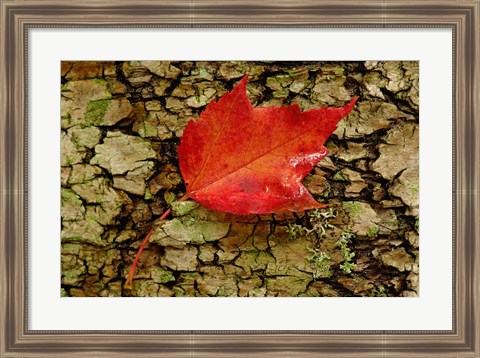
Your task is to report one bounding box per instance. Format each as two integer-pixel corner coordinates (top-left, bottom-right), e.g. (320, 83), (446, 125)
(193, 118), (329, 192)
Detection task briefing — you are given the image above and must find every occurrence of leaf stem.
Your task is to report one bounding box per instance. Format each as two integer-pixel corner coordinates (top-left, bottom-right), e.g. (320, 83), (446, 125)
(124, 193), (189, 290)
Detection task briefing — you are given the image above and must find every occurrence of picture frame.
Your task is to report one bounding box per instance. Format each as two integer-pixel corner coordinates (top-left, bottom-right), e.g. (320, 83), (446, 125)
(1, 0), (479, 356)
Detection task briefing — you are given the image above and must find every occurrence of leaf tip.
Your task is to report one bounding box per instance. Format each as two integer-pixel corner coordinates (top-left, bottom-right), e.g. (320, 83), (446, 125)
(338, 96), (359, 119)
(236, 74), (249, 89)
(349, 96), (359, 108)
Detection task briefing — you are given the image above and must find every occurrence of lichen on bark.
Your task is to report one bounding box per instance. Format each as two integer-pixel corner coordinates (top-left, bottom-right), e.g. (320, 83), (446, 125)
(61, 60), (419, 297)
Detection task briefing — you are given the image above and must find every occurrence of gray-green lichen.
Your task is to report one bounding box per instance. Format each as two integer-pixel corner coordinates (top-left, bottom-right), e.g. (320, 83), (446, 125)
(91, 131), (156, 175)
(61, 79), (112, 129)
(150, 214), (230, 247)
(371, 122), (419, 180)
(342, 201), (380, 237)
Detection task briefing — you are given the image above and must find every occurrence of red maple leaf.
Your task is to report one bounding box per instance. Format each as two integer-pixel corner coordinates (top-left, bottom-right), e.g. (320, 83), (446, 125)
(178, 76), (357, 215)
(126, 75), (357, 288)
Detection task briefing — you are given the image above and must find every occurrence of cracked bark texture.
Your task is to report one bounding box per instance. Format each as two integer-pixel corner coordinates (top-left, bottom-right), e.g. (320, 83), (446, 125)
(61, 61), (419, 297)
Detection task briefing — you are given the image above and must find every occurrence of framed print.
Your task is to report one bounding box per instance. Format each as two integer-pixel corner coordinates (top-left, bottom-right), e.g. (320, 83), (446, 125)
(1, 0), (479, 357)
